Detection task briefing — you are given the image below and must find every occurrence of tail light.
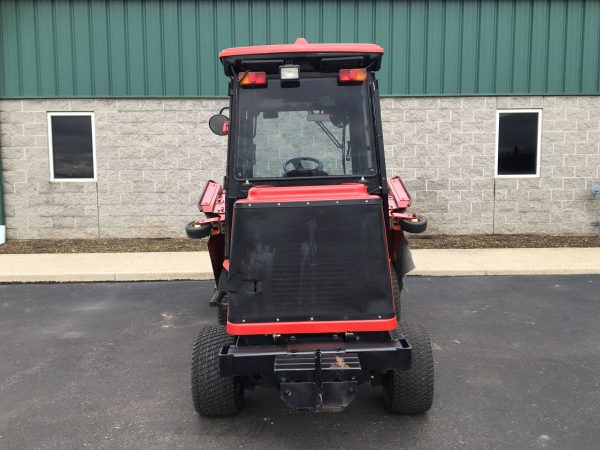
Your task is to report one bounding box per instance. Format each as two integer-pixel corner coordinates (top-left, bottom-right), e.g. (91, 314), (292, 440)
(238, 71), (267, 87)
(338, 68), (367, 83)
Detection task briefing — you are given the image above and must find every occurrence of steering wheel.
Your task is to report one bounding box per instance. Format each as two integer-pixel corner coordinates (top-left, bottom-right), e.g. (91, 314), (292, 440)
(283, 157), (324, 174)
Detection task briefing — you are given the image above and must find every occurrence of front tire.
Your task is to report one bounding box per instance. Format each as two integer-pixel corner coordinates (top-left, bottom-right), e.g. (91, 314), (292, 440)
(186, 221), (212, 239)
(400, 215), (427, 234)
(191, 325), (243, 416)
(383, 321), (434, 414)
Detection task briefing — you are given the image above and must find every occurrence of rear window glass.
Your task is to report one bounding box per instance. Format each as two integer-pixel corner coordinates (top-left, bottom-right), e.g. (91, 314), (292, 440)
(235, 77), (376, 179)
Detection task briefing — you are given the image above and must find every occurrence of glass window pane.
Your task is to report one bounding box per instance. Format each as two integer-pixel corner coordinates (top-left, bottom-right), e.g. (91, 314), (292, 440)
(235, 77), (376, 180)
(51, 115), (95, 179)
(497, 112), (539, 176)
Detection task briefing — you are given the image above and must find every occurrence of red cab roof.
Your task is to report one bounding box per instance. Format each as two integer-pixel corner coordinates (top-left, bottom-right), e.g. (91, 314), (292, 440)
(219, 37), (384, 58)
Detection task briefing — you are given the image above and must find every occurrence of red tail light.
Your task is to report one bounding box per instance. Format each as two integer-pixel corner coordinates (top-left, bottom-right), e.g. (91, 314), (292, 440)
(238, 71), (267, 87)
(338, 68), (367, 83)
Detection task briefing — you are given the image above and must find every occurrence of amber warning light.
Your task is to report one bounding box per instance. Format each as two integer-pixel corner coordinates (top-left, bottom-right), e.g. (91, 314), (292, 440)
(338, 68), (367, 83)
(238, 71), (267, 87)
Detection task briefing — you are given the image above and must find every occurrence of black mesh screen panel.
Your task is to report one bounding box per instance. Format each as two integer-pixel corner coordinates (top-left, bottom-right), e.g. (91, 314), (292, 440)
(228, 199), (394, 323)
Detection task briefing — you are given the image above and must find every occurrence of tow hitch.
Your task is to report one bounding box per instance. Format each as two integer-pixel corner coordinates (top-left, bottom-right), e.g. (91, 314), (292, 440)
(276, 352), (362, 411)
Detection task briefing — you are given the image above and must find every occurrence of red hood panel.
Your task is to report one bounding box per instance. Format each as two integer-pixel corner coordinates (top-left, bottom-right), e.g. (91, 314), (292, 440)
(239, 183), (379, 203)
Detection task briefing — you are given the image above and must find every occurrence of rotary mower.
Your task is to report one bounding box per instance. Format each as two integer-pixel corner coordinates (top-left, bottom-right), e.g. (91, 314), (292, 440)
(186, 38), (432, 415)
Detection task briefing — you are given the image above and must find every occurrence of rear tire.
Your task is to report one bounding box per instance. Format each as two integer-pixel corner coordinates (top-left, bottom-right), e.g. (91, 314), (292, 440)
(191, 325), (243, 416)
(217, 305), (227, 325)
(390, 269), (401, 320)
(383, 321), (434, 414)
(216, 271), (228, 325)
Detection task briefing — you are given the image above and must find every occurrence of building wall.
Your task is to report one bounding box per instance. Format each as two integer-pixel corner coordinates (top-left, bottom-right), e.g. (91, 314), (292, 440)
(0, 98), (227, 239)
(2, 0), (600, 98)
(382, 96), (600, 234)
(1, 96), (599, 239)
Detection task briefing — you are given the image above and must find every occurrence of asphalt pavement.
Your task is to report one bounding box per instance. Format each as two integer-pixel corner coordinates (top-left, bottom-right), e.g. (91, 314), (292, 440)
(1, 276), (599, 449)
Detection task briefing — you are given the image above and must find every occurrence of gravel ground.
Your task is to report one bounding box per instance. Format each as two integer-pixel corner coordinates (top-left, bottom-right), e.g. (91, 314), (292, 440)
(0, 234), (598, 254)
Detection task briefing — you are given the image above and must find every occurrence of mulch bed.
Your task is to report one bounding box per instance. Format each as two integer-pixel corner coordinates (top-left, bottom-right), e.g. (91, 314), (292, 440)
(0, 238), (208, 254)
(408, 234), (599, 249)
(0, 234), (598, 254)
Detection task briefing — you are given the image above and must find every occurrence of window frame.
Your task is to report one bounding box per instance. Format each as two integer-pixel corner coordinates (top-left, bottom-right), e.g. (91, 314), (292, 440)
(47, 112), (97, 182)
(494, 109), (542, 178)
(232, 74), (378, 182)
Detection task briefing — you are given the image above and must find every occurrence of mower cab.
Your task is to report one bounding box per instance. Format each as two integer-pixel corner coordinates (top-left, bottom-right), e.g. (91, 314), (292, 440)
(188, 38), (433, 416)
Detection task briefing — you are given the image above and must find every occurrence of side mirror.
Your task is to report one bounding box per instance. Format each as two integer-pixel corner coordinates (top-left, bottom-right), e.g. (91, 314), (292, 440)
(209, 114), (229, 136)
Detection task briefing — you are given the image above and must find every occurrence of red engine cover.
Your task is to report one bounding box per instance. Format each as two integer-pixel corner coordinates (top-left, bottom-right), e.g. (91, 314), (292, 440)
(238, 183), (379, 204)
(227, 183), (397, 335)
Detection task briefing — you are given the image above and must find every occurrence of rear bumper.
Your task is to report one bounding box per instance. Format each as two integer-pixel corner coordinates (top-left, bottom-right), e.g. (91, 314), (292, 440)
(226, 317), (397, 335)
(219, 338), (411, 378)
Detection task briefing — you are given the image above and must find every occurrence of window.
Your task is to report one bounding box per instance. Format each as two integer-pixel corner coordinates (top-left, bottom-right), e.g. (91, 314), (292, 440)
(235, 77), (376, 180)
(48, 113), (96, 181)
(495, 110), (542, 177)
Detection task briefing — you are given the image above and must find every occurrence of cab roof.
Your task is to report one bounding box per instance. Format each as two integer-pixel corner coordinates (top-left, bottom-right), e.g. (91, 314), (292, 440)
(219, 37), (384, 58)
(219, 38), (384, 76)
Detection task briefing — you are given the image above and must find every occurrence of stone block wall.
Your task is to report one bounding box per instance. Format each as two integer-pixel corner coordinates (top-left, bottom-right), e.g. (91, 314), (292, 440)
(381, 96), (600, 234)
(1, 95), (599, 238)
(1, 99), (227, 239)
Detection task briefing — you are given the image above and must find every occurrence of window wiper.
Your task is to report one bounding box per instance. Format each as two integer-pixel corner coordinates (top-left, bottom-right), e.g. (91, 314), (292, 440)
(306, 110), (347, 174)
(307, 110), (342, 149)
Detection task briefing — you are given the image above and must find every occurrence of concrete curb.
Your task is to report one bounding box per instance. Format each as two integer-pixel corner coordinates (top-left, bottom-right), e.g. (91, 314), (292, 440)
(0, 252), (214, 283)
(0, 248), (599, 282)
(410, 248), (600, 276)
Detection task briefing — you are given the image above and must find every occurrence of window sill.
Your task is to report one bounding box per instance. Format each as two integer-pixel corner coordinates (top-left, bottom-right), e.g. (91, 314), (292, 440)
(494, 174), (540, 179)
(50, 178), (97, 183)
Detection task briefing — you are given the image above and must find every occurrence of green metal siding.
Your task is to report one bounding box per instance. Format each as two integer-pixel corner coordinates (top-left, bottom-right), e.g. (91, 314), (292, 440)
(1, 0), (599, 98)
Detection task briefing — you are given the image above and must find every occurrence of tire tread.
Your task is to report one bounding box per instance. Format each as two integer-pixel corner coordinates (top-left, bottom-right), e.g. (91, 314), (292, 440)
(384, 321), (434, 414)
(191, 325), (242, 416)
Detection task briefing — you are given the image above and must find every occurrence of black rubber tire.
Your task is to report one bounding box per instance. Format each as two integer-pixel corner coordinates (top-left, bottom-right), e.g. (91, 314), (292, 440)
(383, 321), (434, 414)
(400, 215), (427, 234)
(390, 269), (401, 320)
(191, 325), (243, 416)
(216, 271), (228, 325)
(185, 221), (212, 239)
(217, 305), (227, 325)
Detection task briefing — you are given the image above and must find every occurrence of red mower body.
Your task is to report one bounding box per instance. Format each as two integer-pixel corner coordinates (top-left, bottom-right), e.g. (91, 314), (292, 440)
(187, 38), (433, 416)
